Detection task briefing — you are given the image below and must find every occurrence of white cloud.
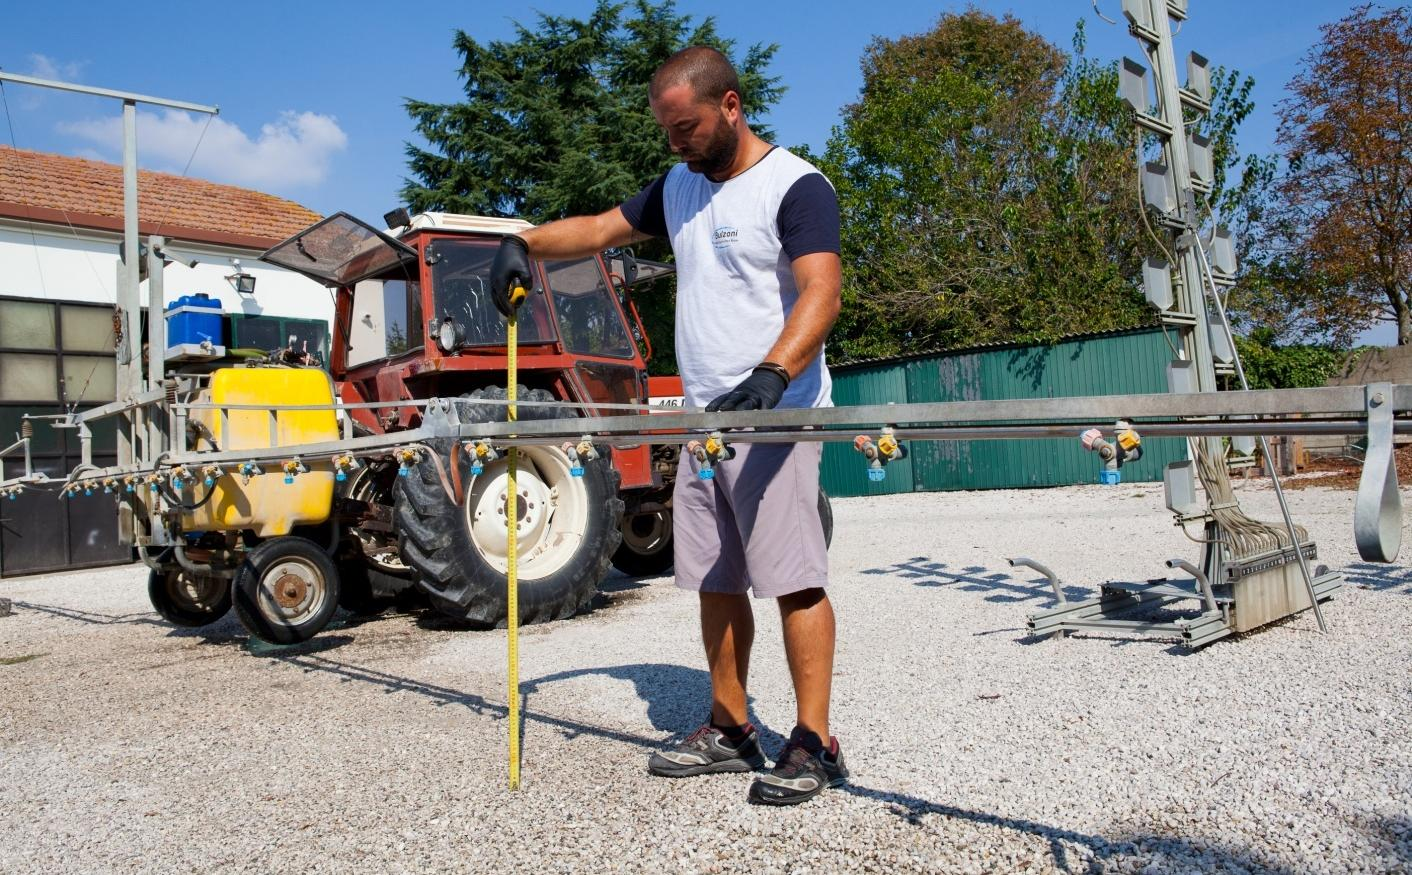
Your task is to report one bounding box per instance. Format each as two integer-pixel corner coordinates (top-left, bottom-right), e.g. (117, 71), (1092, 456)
(13, 54), (86, 109)
(58, 108), (348, 190)
(25, 53), (85, 81)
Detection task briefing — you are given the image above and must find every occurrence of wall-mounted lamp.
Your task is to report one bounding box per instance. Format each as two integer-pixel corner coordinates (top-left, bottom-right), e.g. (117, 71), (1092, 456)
(226, 258), (257, 296)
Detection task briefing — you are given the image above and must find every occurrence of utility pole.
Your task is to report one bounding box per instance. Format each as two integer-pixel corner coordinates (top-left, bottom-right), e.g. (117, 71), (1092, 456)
(0, 72), (217, 470)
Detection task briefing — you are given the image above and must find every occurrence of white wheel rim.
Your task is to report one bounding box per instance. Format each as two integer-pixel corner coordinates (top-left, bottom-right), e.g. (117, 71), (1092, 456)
(463, 446), (589, 580)
(256, 556), (328, 625)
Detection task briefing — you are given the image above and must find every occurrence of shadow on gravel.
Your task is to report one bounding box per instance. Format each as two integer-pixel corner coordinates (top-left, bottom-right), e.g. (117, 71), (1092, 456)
(269, 653), (675, 752)
(520, 663), (787, 751)
(860, 557), (1091, 605)
(9, 600), (165, 628)
(843, 784), (1296, 873)
(1342, 561), (1412, 593)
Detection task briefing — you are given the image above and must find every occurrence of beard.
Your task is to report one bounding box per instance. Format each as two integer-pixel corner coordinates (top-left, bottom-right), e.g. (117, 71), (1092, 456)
(685, 115), (739, 179)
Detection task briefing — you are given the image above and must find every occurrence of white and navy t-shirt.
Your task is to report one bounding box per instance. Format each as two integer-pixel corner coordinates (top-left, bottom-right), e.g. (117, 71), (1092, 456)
(620, 147), (839, 410)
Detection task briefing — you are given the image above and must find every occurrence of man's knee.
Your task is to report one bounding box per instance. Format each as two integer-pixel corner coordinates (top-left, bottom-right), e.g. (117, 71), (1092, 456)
(777, 587), (828, 612)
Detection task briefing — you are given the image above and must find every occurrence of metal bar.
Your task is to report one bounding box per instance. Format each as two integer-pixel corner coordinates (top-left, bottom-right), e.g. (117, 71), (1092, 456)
(168, 384), (1407, 420)
(0, 71), (219, 114)
(1007, 557), (1067, 605)
(1166, 557), (1217, 613)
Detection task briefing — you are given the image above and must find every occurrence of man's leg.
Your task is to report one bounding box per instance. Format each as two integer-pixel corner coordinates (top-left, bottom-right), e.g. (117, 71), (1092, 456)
(701, 592), (754, 726)
(778, 587), (834, 741)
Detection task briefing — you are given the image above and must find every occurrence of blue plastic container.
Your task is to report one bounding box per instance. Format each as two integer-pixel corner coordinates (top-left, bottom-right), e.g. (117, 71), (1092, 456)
(166, 293), (224, 346)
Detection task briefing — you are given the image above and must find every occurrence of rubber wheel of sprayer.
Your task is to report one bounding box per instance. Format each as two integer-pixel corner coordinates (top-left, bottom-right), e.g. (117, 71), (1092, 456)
(394, 386), (624, 628)
(232, 536), (341, 644)
(148, 567), (232, 628)
(610, 487), (835, 578)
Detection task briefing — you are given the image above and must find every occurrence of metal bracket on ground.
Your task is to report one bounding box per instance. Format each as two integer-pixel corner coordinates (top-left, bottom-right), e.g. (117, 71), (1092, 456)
(1355, 382), (1402, 563)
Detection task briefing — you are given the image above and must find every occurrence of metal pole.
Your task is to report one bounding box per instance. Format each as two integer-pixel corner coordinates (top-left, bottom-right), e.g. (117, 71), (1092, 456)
(120, 101), (142, 403)
(147, 236), (167, 456)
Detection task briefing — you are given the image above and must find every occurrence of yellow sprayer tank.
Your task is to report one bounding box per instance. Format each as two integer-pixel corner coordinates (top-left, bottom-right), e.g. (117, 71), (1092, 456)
(181, 367), (338, 537)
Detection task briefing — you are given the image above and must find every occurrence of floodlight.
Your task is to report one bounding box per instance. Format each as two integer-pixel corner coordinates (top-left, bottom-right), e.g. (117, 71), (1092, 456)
(383, 207), (412, 230)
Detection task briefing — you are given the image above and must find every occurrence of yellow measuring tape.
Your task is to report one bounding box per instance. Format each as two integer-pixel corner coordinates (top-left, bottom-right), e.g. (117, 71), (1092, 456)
(506, 283), (526, 791)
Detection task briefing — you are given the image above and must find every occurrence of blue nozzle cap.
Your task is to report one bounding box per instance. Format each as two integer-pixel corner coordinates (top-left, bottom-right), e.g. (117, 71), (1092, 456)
(335, 471), (347, 482)
(698, 468), (715, 480)
(570, 465), (584, 478)
(204, 477), (216, 487)
(470, 463), (483, 476)
(126, 484), (135, 493)
(1098, 469), (1122, 485)
(284, 475), (295, 484)
(867, 468), (886, 482)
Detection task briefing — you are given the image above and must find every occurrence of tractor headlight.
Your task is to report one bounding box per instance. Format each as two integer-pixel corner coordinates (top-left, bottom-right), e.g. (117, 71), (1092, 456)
(437, 317), (463, 353)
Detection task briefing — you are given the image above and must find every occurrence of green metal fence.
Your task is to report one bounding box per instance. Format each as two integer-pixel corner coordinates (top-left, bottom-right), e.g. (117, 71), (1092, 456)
(820, 327), (1187, 497)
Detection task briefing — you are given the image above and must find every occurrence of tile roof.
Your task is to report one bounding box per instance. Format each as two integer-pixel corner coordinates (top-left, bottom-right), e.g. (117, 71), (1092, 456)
(0, 146), (322, 249)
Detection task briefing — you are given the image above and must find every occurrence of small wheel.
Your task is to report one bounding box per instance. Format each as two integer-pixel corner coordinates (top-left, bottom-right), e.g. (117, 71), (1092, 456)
(232, 537), (341, 644)
(148, 567), (232, 627)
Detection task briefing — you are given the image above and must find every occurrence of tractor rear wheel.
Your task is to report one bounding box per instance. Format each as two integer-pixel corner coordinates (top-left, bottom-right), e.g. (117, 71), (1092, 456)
(394, 387), (624, 627)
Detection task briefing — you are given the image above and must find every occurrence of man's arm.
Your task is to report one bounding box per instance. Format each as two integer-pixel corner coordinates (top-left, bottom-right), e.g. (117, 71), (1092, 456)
(517, 207), (652, 259)
(765, 252), (842, 377)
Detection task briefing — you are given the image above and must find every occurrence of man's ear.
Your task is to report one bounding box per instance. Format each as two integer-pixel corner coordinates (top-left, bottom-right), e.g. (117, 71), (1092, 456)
(719, 90), (742, 124)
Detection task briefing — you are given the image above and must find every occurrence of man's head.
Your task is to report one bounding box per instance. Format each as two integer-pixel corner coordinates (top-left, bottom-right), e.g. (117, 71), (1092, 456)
(649, 46), (745, 178)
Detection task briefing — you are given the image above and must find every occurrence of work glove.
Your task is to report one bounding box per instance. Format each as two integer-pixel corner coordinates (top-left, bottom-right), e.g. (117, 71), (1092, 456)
(705, 365), (789, 412)
(490, 235), (533, 317)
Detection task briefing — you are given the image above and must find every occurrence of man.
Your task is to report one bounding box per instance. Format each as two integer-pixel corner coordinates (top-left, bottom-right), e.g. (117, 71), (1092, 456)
(490, 45), (844, 806)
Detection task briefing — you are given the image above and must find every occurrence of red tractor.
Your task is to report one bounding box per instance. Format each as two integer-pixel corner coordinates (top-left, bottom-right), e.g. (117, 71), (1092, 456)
(260, 211), (680, 625)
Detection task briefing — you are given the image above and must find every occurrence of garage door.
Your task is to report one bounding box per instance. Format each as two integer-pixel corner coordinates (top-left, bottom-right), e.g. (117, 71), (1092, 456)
(0, 298), (127, 577)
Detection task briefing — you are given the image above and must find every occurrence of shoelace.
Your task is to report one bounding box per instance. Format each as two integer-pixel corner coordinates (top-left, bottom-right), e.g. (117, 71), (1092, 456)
(774, 741), (815, 775)
(682, 725), (716, 749)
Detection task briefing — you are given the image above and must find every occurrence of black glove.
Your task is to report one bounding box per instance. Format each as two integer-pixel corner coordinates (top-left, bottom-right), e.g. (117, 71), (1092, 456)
(489, 235), (533, 317)
(705, 365), (789, 412)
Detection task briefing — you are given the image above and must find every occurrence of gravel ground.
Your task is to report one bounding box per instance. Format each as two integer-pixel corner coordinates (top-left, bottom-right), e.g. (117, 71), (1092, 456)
(1, 481), (1409, 874)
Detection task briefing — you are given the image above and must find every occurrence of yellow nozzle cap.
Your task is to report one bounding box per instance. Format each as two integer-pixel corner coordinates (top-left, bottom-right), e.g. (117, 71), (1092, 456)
(509, 285), (528, 307)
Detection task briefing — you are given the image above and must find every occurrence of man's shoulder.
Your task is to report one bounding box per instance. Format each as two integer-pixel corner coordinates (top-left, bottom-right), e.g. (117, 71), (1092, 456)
(765, 148), (831, 186)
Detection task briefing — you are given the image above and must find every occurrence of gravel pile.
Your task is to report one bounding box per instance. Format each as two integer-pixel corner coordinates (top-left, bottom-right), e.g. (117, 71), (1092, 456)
(1, 481), (1409, 873)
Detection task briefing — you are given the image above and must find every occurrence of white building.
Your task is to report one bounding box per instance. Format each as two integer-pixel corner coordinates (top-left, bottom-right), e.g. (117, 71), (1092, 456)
(0, 146), (331, 575)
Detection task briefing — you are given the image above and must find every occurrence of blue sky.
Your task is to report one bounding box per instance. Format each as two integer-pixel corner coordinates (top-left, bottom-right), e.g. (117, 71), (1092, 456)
(3, 0), (1385, 340)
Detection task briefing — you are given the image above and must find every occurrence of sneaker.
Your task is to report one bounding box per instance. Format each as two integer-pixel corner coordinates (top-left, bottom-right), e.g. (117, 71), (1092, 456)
(647, 723), (767, 778)
(747, 726), (848, 806)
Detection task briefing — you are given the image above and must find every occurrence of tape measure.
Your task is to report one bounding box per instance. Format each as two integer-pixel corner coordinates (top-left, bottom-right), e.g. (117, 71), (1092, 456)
(506, 284), (525, 791)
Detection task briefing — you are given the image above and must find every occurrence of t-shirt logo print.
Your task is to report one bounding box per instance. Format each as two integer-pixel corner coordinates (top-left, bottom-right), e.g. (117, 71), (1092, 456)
(711, 226), (740, 251)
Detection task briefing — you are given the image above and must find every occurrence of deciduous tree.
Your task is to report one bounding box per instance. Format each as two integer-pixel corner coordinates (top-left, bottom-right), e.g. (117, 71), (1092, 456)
(1252, 4), (1412, 346)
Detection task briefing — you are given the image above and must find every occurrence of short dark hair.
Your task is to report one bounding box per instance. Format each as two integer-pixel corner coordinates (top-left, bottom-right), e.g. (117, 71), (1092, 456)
(649, 45), (742, 106)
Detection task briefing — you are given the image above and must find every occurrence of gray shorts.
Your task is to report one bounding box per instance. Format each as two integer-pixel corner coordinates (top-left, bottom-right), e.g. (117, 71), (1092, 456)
(671, 441), (829, 598)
